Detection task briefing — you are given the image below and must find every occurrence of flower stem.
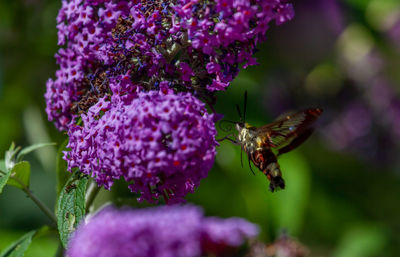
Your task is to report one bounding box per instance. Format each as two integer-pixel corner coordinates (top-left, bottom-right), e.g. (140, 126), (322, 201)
(11, 175), (57, 224)
(1, 168), (57, 224)
(85, 181), (101, 213)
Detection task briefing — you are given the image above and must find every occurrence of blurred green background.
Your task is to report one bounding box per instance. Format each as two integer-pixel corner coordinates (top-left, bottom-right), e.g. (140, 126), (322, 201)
(1, 0), (400, 256)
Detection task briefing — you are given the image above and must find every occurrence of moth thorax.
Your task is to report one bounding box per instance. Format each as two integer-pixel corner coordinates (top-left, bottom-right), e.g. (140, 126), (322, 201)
(235, 123), (244, 139)
(237, 127), (248, 143)
(235, 123), (244, 132)
(238, 128), (258, 153)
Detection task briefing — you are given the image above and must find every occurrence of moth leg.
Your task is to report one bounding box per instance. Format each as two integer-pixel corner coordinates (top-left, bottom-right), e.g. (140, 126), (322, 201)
(216, 134), (238, 144)
(247, 153), (256, 175)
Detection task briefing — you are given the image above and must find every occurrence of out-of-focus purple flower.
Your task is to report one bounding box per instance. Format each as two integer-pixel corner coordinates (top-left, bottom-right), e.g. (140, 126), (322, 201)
(324, 103), (372, 151)
(67, 205), (259, 257)
(321, 0), (345, 34)
(387, 100), (400, 140)
(388, 19), (400, 49)
(45, 0), (294, 131)
(64, 90), (217, 203)
(201, 217), (261, 256)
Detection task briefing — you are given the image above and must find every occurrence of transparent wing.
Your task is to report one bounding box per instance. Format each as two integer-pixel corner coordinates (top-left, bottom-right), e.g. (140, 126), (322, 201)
(256, 108), (322, 149)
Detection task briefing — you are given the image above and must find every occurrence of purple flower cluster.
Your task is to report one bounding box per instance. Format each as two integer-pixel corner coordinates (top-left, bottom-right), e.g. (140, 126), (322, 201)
(64, 89), (217, 203)
(67, 205), (259, 257)
(46, 0), (294, 202)
(45, 0), (294, 131)
(173, 0), (294, 90)
(46, 0), (140, 130)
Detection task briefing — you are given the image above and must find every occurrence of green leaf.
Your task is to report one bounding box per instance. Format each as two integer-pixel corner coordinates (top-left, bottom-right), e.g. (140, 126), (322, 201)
(332, 224), (387, 257)
(0, 160), (10, 194)
(0, 230), (36, 257)
(7, 161), (31, 190)
(56, 172), (88, 248)
(266, 152), (311, 236)
(16, 142), (56, 162)
(0, 160), (6, 172)
(56, 138), (71, 195)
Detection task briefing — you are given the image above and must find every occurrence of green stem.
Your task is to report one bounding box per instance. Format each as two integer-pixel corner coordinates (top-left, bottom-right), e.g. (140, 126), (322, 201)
(85, 181), (101, 213)
(12, 175), (57, 224)
(22, 186), (57, 224)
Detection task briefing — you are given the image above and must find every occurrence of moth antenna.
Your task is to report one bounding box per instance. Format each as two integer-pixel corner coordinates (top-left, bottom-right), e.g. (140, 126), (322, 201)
(243, 91), (247, 123)
(216, 134), (238, 144)
(236, 104), (242, 122)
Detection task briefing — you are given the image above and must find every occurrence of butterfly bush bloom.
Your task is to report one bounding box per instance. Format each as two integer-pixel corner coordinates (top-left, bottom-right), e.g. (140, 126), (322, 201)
(64, 89), (217, 203)
(45, 0), (294, 130)
(67, 205), (259, 257)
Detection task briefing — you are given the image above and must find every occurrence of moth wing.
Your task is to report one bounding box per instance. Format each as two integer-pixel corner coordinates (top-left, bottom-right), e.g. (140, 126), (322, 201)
(256, 108), (322, 149)
(273, 110), (297, 120)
